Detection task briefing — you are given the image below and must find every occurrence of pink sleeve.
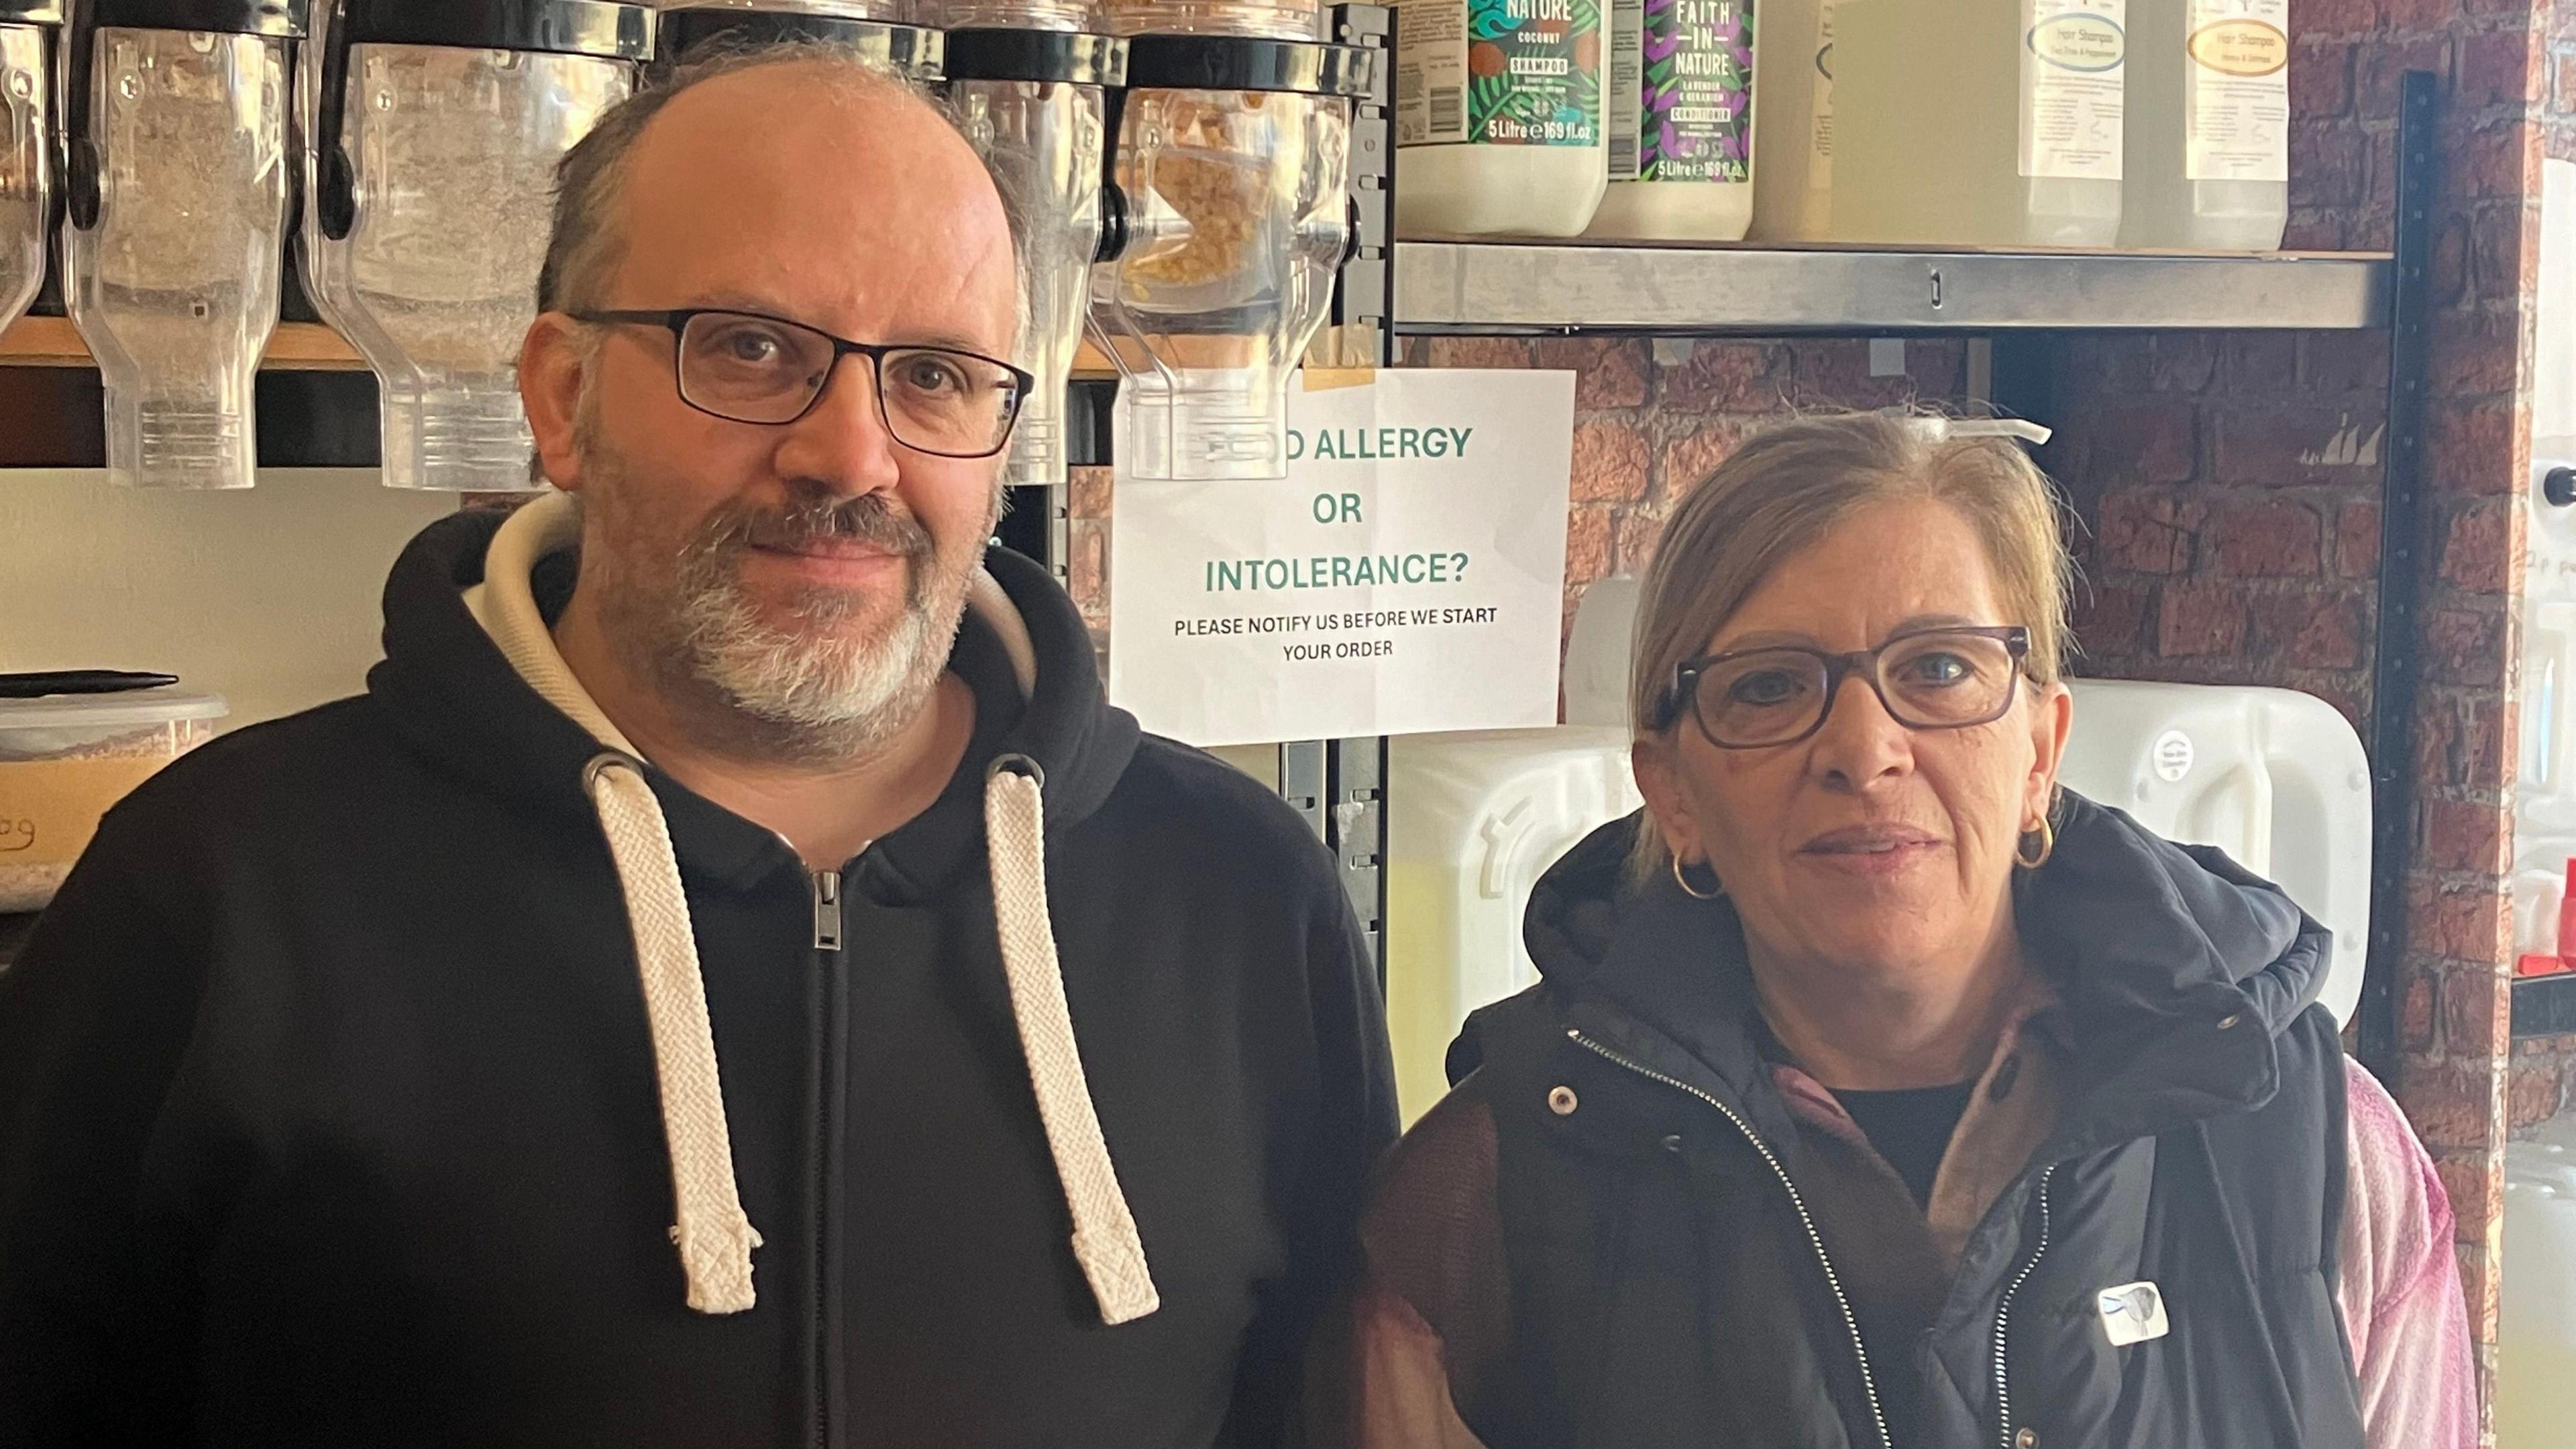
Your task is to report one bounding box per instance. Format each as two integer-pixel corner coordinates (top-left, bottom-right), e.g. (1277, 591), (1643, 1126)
(2334, 1058), (2479, 1449)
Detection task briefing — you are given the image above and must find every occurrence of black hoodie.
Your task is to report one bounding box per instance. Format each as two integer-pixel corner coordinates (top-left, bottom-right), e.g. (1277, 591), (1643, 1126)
(0, 501), (1397, 1448)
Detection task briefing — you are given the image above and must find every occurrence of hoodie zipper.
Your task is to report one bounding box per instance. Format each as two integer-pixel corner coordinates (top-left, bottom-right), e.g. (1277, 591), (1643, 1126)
(1991, 1165), (2057, 1449)
(810, 868), (843, 1449)
(812, 870), (844, 951)
(1566, 1029), (1892, 1449)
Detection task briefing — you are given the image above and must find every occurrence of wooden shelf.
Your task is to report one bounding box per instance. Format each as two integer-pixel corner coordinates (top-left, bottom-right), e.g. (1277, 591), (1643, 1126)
(0, 316), (368, 371)
(0, 314), (1125, 379)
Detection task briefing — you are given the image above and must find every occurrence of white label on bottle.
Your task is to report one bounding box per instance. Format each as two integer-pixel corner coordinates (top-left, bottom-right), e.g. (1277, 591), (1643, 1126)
(2019, 0), (2126, 180)
(1608, 0), (1645, 178)
(1811, 0), (1836, 190)
(2184, 0), (2288, 182)
(1399, 2), (1472, 145)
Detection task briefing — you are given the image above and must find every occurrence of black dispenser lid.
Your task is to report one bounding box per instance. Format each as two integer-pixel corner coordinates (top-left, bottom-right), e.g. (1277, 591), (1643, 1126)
(89, 0), (308, 37)
(941, 27), (1123, 87)
(339, 0), (653, 61)
(654, 7), (943, 80)
(1121, 32), (1375, 97)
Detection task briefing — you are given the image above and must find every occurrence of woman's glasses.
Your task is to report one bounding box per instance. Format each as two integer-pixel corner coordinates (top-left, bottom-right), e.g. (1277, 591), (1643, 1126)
(1660, 625), (2033, 749)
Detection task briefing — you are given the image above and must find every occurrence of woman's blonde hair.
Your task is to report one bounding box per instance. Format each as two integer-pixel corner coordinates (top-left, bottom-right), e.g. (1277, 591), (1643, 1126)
(1629, 411), (2074, 877)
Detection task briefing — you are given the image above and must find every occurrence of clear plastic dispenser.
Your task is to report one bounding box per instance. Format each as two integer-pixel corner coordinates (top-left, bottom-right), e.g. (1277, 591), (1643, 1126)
(60, 0), (308, 490)
(931, 10), (1125, 489)
(1089, 17), (1373, 481)
(654, 1), (944, 82)
(302, 0), (651, 493)
(0, 3), (59, 343)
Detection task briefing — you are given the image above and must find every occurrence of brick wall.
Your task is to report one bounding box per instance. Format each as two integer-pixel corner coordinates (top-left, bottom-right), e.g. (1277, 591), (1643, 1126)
(2045, 4), (2545, 1423)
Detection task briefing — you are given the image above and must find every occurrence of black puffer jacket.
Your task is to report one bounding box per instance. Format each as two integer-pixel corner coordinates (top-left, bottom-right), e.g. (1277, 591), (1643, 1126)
(1316, 794), (2365, 1449)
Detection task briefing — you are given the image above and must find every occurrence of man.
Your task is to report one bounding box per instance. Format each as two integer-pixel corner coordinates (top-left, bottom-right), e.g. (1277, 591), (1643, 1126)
(0, 45), (1395, 1447)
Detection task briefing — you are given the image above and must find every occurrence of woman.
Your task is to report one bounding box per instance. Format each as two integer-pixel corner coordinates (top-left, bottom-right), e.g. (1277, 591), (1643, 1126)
(1310, 413), (2474, 1448)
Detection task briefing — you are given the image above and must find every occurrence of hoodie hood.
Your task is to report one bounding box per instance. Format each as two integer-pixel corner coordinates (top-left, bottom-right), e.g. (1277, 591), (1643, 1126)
(1503, 793), (2330, 1157)
(366, 494), (1159, 1326)
(370, 500), (1140, 899)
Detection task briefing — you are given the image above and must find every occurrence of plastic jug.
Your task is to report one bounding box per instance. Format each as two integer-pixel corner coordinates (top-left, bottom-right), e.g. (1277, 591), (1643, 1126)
(1385, 727), (1640, 1120)
(1391, 0), (1608, 237)
(2502, 1127), (2576, 1447)
(1584, 0), (1754, 241)
(1831, 0), (2124, 246)
(2052, 678), (2373, 1027)
(2118, 0), (2287, 250)
(1748, 0), (1832, 241)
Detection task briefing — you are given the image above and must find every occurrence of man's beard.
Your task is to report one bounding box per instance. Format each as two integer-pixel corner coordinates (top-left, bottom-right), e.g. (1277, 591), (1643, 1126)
(576, 438), (992, 767)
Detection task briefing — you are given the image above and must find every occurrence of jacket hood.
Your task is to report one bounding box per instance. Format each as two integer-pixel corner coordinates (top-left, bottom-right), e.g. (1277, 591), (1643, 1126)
(1502, 793), (2330, 1157)
(364, 494), (1161, 1327)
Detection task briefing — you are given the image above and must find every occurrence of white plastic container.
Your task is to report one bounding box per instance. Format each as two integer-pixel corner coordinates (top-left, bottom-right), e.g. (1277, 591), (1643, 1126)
(1393, 0), (1607, 237)
(2053, 678), (2373, 1027)
(1748, 0), (1831, 241)
(0, 688), (227, 912)
(1832, 0), (2125, 246)
(2118, 0), (2287, 250)
(2502, 1126), (2576, 1448)
(1584, 0), (1754, 241)
(1387, 726), (1640, 1120)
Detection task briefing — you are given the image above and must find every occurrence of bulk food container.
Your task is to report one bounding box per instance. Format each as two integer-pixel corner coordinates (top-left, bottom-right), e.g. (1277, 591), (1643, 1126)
(0, 688), (227, 912)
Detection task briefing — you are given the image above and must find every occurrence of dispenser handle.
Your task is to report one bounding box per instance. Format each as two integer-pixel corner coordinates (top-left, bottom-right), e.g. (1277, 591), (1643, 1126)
(1093, 78), (1127, 264)
(2546, 465), (2576, 508)
(310, 0), (352, 240)
(59, 0), (94, 229)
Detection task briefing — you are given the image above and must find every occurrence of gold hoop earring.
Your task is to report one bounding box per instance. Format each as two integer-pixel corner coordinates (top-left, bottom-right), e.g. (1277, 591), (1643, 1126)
(2016, 816), (2056, 869)
(1671, 853), (1725, 901)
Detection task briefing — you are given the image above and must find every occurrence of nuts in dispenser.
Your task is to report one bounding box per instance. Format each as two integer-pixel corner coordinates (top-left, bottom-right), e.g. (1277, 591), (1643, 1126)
(0, 688), (227, 912)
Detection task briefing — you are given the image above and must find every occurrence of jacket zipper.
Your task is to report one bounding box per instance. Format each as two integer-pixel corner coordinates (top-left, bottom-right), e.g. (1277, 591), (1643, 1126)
(1990, 1164), (2057, 1449)
(811, 869), (843, 1449)
(1567, 1029), (1892, 1449)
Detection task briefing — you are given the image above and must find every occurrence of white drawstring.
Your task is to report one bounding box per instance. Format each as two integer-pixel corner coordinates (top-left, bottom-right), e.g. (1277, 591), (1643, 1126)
(983, 757), (1162, 1325)
(467, 492), (1157, 1326)
(585, 753), (763, 1313)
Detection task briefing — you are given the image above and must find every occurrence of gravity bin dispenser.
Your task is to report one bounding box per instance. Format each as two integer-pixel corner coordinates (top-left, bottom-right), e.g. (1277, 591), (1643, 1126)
(1090, 7), (1373, 481)
(301, 0), (653, 492)
(653, 1), (943, 82)
(927, 5), (1124, 492)
(0, 2), (60, 342)
(59, 0), (309, 490)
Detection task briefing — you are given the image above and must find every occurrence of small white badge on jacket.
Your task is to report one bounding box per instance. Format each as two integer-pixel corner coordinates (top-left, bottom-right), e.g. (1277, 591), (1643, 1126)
(2097, 1281), (2171, 1346)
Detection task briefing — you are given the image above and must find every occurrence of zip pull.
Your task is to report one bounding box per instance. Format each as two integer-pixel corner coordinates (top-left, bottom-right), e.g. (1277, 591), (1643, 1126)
(812, 870), (843, 952)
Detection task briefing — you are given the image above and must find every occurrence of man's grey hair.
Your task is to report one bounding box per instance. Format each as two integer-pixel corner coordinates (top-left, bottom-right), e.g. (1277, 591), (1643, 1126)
(537, 36), (1032, 328)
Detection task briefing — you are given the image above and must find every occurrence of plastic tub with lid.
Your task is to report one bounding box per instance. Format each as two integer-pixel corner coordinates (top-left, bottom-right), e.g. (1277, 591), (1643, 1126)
(0, 687), (227, 912)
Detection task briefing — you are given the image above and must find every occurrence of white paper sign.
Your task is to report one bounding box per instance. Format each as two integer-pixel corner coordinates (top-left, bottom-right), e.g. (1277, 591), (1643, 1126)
(1108, 370), (1576, 747)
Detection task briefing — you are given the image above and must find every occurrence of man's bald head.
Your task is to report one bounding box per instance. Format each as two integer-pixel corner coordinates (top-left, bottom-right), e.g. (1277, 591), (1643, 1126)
(537, 44), (1018, 321)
